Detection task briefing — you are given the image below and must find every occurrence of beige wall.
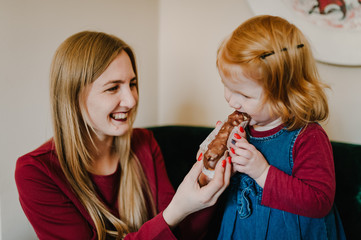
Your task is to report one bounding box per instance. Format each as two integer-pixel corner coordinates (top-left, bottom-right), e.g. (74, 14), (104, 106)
(158, 0), (361, 145)
(0, 1), (159, 239)
(1, 0), (360, 238)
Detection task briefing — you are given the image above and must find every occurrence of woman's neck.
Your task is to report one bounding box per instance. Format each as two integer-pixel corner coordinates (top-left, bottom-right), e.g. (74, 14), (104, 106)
(89, 135), (119, 176)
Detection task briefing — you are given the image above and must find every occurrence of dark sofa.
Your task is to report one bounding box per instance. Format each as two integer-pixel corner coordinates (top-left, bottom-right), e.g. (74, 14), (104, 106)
(147, 125), (361, 240)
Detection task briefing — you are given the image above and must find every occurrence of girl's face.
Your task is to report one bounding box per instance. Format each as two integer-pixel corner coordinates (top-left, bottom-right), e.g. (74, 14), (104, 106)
(82, 51), (138, 141)
(220, 65), (277, 128)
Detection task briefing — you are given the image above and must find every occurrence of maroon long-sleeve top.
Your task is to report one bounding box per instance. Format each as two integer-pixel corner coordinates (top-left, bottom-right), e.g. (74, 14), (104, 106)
(257, 123), (336, 218)
(15, 128), (215, 240)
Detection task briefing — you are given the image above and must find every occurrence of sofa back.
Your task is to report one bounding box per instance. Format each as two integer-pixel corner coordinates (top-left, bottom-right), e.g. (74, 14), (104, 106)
(148, 126), (361, 239)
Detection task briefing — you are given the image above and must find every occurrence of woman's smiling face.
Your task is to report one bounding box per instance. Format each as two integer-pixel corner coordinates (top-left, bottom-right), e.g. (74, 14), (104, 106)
(82, 50), (138, 141)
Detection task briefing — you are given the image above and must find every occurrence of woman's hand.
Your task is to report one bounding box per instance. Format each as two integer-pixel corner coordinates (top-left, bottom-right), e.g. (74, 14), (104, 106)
(229, 128), (270, 187)
(163, 157), (231, 228)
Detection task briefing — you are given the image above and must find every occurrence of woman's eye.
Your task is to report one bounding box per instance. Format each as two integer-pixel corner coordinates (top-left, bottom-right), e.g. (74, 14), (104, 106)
(130, 81), (137, 88)
(107, 86), (119, 92)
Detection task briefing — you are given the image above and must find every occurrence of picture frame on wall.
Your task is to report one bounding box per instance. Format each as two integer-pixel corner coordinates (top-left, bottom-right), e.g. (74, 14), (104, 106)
(246, 0), (361, 66)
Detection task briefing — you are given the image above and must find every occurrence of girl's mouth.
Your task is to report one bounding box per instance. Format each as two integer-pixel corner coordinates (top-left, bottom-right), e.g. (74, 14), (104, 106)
(110, 112), (128, 121)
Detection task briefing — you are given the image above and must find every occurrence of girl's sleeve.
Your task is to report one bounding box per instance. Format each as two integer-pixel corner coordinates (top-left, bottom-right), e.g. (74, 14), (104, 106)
(261, 124), (335, 218)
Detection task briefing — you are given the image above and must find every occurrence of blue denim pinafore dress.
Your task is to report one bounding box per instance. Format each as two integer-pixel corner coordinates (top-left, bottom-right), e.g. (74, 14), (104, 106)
(217, 127), (346, 240)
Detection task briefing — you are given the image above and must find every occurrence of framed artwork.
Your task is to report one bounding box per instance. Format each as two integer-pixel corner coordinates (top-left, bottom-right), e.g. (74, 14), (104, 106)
(246, 0), (361, 66)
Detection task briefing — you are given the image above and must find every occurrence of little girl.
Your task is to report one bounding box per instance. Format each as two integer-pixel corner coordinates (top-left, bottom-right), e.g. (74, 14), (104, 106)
(215, 15), (346, 239)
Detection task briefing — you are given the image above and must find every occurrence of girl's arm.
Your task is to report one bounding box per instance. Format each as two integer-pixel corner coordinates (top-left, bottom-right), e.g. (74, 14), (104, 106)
(261, 124), (335, 218)
(229, 124), (335, 218)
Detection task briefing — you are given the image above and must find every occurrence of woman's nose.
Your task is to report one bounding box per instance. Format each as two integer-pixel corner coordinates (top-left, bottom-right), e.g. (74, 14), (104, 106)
(119, 87), (137, 108)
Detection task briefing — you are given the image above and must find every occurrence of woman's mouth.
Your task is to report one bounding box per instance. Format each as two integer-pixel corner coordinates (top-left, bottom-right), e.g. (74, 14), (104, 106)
(110, 112), (128, 121)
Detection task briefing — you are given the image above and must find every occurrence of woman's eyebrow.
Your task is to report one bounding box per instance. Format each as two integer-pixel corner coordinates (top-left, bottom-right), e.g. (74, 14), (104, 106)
(102, 77), (137, 87)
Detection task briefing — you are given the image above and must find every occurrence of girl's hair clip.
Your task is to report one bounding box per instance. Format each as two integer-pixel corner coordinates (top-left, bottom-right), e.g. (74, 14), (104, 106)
(260, 44), (304, 59)
(260, 51), (275, 59)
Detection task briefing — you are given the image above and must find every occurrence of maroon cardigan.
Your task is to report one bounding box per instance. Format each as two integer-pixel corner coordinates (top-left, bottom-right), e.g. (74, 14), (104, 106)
(15, 128), (215, 240)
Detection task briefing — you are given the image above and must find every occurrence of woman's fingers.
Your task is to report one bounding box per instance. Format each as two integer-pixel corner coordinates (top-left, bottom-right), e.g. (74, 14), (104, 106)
(184, 160), (203, 185)
(199, 157), (230, 203)
(196, 149), (203, 162)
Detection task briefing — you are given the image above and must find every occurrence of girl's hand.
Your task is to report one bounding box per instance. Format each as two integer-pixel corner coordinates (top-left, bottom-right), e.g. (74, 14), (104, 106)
(229, 127), (270, 187)
(163, 157), (231, 228)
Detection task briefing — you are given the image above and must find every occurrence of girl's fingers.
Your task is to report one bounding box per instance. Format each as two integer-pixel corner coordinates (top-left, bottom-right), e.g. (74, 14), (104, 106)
(231, 155), (248, 166)
(230, 144), (251, 160)
(232, 163), (246, 174)
(238, 125), (247, 137)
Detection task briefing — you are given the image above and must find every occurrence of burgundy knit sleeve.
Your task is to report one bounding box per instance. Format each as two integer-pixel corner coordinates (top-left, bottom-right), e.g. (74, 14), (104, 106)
(15, 155), (96, 240)
(127, 129), (177, 239)
(261, 124), (335, 218)
(124, 212), (176, 240)
(134, 129), (219, 240)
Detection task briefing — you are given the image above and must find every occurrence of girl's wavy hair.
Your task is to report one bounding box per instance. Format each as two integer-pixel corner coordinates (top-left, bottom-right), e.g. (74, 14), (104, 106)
(50, 31), (156, 239)
(217, 15), (329, 130)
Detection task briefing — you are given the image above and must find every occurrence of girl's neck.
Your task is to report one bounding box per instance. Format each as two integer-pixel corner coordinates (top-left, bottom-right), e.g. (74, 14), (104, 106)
(253, 117), (283, 132)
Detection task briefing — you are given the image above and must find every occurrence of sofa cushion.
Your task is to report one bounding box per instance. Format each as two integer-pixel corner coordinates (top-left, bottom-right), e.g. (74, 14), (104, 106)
(332, 141), (361, 239)
(147, 126), (212, 188)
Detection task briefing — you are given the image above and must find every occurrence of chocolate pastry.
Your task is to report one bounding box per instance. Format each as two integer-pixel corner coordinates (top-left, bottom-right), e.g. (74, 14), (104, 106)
(203, 111), (250, 170)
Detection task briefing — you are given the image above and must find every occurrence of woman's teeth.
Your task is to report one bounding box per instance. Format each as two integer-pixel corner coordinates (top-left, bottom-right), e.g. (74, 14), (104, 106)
(111, 112), (128, 120)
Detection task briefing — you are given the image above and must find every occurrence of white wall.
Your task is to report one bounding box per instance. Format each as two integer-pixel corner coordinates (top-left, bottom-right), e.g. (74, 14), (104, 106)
(1, 0), (361, 239)
(0, 0), (159, 239)
(158, 0), (361, 145)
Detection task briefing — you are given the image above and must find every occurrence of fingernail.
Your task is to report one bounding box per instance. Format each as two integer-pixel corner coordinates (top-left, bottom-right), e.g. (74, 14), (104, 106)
(198, 152), (203, 161)
(227, 156), (232, 164)
(234, 133), (241, 139)
(216, 120), (222, 125)
(230, 148), (235, 154)
(222, 160), (226, 168)
(240, 126), (244, 133)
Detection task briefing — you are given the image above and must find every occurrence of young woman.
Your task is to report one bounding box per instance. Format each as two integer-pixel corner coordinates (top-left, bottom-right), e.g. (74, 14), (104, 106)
(15, 31), (231, 240)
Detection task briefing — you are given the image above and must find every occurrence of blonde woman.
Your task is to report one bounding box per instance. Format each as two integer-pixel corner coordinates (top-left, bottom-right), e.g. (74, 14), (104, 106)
(15, 31), (231, 240)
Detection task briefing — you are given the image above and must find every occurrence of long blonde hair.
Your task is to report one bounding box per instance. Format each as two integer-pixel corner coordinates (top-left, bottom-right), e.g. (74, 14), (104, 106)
(217, 15), (329, 130)
(50, 31), (156, 239)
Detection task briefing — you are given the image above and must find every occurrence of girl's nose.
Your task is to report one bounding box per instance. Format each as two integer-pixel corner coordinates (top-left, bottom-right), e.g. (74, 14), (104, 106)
(224, 88), (242, 110)
(228, 95), (242, 110)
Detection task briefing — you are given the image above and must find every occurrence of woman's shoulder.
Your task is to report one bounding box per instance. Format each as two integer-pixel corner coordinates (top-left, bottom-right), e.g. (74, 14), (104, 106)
(132, 128), (153, 139)
(17, 139), (56, 165)
(131, 128), (161, 162)
(16, 139), (60, 179)
(131, 128), (157, 146)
